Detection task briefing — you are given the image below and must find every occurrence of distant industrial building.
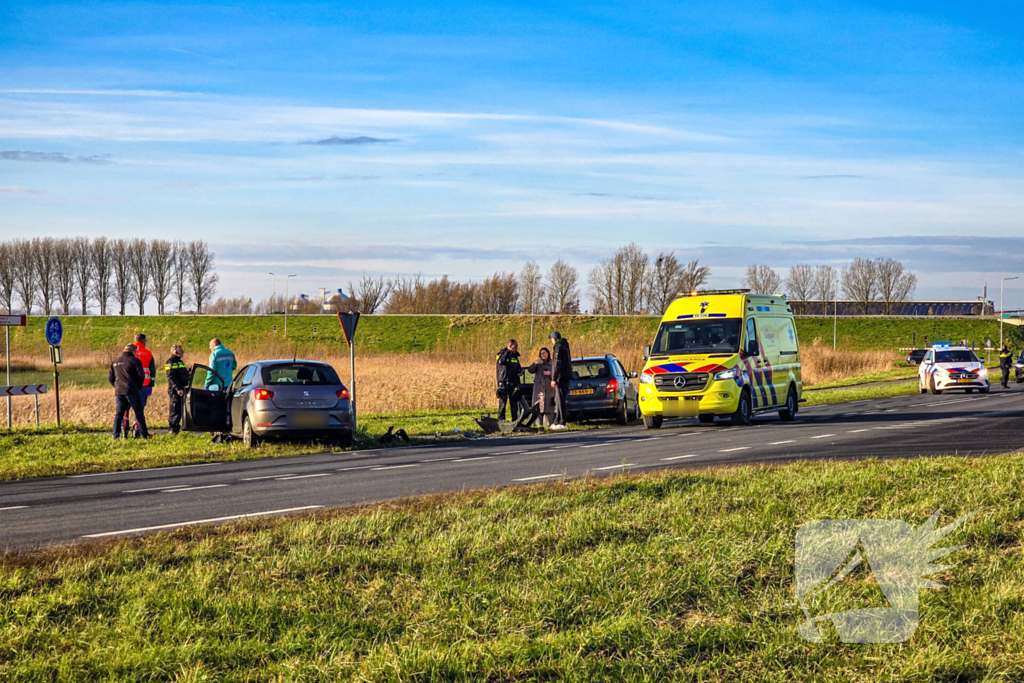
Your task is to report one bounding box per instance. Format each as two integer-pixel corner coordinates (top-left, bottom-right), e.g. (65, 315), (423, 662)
(790, 299), (993, 316)
(288, 288), (349, 314)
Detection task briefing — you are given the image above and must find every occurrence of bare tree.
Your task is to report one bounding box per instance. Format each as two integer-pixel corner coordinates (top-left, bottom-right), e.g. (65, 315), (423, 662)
(33, 237), (57, 315)
(784, 264), (815, 313)
(72, 237), (93, 315)
(186, 240), (218, 314)
(171, 240), (190, 313)
(91, 237), (113, 315)
(545, 259), (580, 313)
(477, 272), (518, 314)
(0, 242), (15, 313)
(53, 238), (77, 315)
(811, 264), (838, 315)
(127, 238), (151, 315)
(875, 257), (917, 314)
(588, 243), (649, 314)
(517, 261), (546, 316)
(646, 253), (712, 313)
(349, 273), (390, 314)
(148, 239), (174, 314)
(841, 257), (879, 314)
(110, 238), (132, 315)
(13, 240), (36, 315)
(742, 263), (781, 295)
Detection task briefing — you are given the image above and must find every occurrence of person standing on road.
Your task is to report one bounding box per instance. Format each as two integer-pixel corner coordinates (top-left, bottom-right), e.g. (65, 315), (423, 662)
(206, 338), (237, 390)
(525, 347), (556, 427)
(495, 339), (525, 421)
(109, 344), (149, 439)
(165, 344), (189, 435)
(550, 331), (572, 430)
(999, 345), (1014, 389)
(130, 333), (157, 437)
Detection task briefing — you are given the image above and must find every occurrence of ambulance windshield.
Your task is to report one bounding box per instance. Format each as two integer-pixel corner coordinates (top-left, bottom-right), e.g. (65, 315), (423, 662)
(652, 319), (742, 355)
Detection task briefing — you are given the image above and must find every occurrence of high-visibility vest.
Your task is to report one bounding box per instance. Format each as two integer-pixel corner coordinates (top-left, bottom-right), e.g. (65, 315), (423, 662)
(134, 342), (154, 387)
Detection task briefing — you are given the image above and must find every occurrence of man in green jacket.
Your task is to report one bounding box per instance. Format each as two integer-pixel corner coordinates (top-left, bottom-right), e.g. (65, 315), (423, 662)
(206, 338), (237, 390)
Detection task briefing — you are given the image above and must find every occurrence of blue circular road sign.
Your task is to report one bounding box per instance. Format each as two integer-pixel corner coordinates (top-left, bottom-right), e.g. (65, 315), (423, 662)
(45, 317), (63, 346)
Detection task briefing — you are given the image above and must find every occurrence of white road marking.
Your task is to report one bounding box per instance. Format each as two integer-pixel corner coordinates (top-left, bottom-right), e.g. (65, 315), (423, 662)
(241, 473), (296, 481)
(847, 429), (871, 433)
(0, 506), (28, 511)
(419, 457), (459, 463)
(513, 474), (563, 482)
(809, 434), (835, 439)
(124, 485), (192, 494)
(276, 473), (331, 481)
(491, 451), (524, 455)
(768, 440), (795, 445)
(371, 464), (419, 471)
(633, 437), (662, 442)
(719, 446), (751, 452)
(591, 463), (636, 471)
(81, 506), (325, 538)
(525, 449), (556, 454)
(70, 462), (217, 478)
(452, 456), (493, 463)
(581, 442), (613, 449)
(164, 484), (229, 493)
(337, 465), (376, 471)
(661, 454), (700, 461)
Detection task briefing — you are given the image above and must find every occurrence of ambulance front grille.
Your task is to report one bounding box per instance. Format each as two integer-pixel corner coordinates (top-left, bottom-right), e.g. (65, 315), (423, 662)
(654, 372), (709, 393)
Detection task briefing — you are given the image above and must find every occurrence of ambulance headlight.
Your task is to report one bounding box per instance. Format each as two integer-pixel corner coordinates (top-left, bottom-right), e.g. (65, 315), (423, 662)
(640, 373), (654, 384)
(713, 368), (738, 381)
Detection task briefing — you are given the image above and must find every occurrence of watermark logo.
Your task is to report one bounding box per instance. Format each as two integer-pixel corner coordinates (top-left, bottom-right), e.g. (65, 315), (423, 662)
(794, 510), (969, 643)
(699, 300), (709, 314)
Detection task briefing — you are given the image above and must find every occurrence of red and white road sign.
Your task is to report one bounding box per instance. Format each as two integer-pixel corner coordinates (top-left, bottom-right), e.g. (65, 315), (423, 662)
(0, 315), (26, 327)
(0, 384), (47, 396)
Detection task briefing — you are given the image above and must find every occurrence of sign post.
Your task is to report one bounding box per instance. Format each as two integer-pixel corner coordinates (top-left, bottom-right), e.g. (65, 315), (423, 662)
(337, 311), (361, 434)
(1, 314), (26, 429)
(45, 317), (63, 427)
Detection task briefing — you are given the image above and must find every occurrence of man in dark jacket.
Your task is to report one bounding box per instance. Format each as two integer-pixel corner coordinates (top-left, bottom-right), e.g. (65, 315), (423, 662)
(550, 331), (572, 429)
(495, 339), (525, 421)
(999, 345), (1014, 389)
(165, 344), (189, 435)
(109, 344), (149, 439)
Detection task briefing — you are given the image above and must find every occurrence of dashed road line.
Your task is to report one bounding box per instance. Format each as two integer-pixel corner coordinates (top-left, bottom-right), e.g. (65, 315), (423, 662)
(69, 462), (218, 478)
(661, 454), (700, 461)
(525, 449), (556, 455)
(0, 506), (28, 511)
(81, 506), (325, 539)
(277, 473), (331, 481)
(581, 442), (612, 449)
(419, 457), (459, 463)
(591, 463), (636, 471)
(513, 473), (563, 482)
(337, 465), (376, 471)
(719, 446), (751, 452)
(124, 485), (192, 494)
(164, 484), (229, 493)
(809, 434), (835, 439)
(452, 456), (493, 463)
(241, 473), (296, 481)
(847, 429), (871, 434)
(768, 440), (795, 445)
(372, 464), (419, 471)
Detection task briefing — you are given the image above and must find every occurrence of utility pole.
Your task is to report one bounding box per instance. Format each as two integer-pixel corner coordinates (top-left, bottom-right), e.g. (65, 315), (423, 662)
(1000, 276), (1018, 350)
(284, 274), (297, 337)
(269, 272), (276, 301)
(833, 275), (839, 350)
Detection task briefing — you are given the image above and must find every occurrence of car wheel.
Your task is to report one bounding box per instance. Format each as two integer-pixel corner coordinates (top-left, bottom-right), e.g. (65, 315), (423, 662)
(615, 400), (629, 425)
(980, 386), (990, 394)
(778, 386), (798, 421)
(642, 414), (663, 429)
(928, 376), (942, 395)
(919, 378), (927, 394)
(631, 398), (640, 422)
(698, 414), (716, 424)
(242, 415), (260, 449)
(730, 389), (752, 426)
(333, 431), (353, 449)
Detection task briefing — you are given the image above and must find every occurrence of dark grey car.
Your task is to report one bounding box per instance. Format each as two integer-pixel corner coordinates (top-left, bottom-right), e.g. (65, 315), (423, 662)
(524, 354), (639, 424)
(184, 359), (353, 448)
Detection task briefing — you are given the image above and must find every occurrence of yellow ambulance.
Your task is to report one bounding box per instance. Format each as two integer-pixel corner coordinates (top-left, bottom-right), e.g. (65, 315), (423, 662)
(638, 289), (802, 427)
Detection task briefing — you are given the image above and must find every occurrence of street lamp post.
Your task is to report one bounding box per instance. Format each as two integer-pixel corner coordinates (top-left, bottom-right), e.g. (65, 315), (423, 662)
(284, 274), (297, 338)
(269, 272), (276, 301)
(1000, 276), (1018, 350)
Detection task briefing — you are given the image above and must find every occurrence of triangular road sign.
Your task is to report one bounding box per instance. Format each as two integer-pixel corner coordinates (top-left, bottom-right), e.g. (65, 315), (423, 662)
(338, 311), (360, 347)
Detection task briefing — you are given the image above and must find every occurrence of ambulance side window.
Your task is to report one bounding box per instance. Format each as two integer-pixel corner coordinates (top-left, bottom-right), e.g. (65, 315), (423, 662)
(745, 318), (759, 356)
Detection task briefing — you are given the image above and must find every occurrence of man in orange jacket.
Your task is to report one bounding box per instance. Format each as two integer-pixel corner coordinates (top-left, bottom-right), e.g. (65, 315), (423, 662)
(129, 333), (157, 437)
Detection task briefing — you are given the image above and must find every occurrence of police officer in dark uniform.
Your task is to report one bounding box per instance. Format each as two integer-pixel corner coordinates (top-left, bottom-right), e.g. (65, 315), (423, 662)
(999, 345), (1014, 389)
(495, 339), (525, 421)
(165, 344), (189, 434)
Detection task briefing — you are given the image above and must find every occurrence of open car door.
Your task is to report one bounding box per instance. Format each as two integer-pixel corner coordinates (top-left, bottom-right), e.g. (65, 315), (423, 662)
(184, 363), (230, 432)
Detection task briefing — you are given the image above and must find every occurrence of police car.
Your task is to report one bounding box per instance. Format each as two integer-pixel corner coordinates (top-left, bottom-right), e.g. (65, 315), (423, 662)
(918, 344), (989, 395)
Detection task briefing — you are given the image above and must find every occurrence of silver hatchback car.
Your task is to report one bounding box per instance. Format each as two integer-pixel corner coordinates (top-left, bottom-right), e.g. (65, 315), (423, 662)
(184, 359), (353, 448)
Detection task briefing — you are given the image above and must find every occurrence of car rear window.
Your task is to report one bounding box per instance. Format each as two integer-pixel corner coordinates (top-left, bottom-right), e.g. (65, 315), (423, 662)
(261, 363), (341, 386)
(572, 361), (610, 380)
(935, 350), (978, 363)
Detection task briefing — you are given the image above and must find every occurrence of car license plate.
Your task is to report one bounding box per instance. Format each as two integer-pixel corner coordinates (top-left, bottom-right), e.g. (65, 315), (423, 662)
(957, 378), (973, 384)
(289, 412), (328, 428)
(569, 388), (594, 396)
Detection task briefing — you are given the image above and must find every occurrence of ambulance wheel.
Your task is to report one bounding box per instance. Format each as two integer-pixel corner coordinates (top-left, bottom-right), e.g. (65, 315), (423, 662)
(643, 414), (663, 429)
(730, 389), (752, 426)
(928, 377), (942, 395)
(698, 414), (716, 424)
(779, 387), (798, 422)
(242, 415), (261, 449)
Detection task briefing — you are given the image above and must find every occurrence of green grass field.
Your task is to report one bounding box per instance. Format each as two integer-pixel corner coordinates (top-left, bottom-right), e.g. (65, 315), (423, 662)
(1, 454), (1019, 681)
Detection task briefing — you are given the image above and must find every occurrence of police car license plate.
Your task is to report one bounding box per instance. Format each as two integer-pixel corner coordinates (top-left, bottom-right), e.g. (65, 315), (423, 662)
(569, 388), (594, 396)
(957, 378), (973, 384)
(289, 412), (328, 428)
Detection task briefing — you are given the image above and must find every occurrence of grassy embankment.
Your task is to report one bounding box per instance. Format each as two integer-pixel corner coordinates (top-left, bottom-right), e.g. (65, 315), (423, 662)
(1, 455), (1020, 681)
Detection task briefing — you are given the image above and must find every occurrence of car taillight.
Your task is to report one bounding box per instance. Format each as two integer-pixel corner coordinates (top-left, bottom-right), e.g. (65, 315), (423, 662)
(254, 388), (274, 401)
(336, 388), (349, 400)
(607, 378), (618, 394)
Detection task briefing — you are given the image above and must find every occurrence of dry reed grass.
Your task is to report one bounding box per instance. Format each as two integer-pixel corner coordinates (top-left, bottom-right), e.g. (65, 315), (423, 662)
(799, 343), (898, 385)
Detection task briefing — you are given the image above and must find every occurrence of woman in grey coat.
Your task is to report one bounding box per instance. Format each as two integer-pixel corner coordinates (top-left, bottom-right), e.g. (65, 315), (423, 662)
(526, 348), (556, 427)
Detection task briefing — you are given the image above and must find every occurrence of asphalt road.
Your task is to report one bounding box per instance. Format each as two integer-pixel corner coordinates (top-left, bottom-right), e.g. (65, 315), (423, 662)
(2, 386), (1021, 552)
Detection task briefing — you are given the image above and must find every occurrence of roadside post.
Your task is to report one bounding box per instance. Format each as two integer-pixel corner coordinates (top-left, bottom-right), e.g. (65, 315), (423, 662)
(45, 317), (63, 427)
(338, 311), (360, 433)
(1, 314), (27, 428)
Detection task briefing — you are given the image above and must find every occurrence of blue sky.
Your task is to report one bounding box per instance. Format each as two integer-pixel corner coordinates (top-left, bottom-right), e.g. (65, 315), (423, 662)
(1, 1), (1022, 308)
